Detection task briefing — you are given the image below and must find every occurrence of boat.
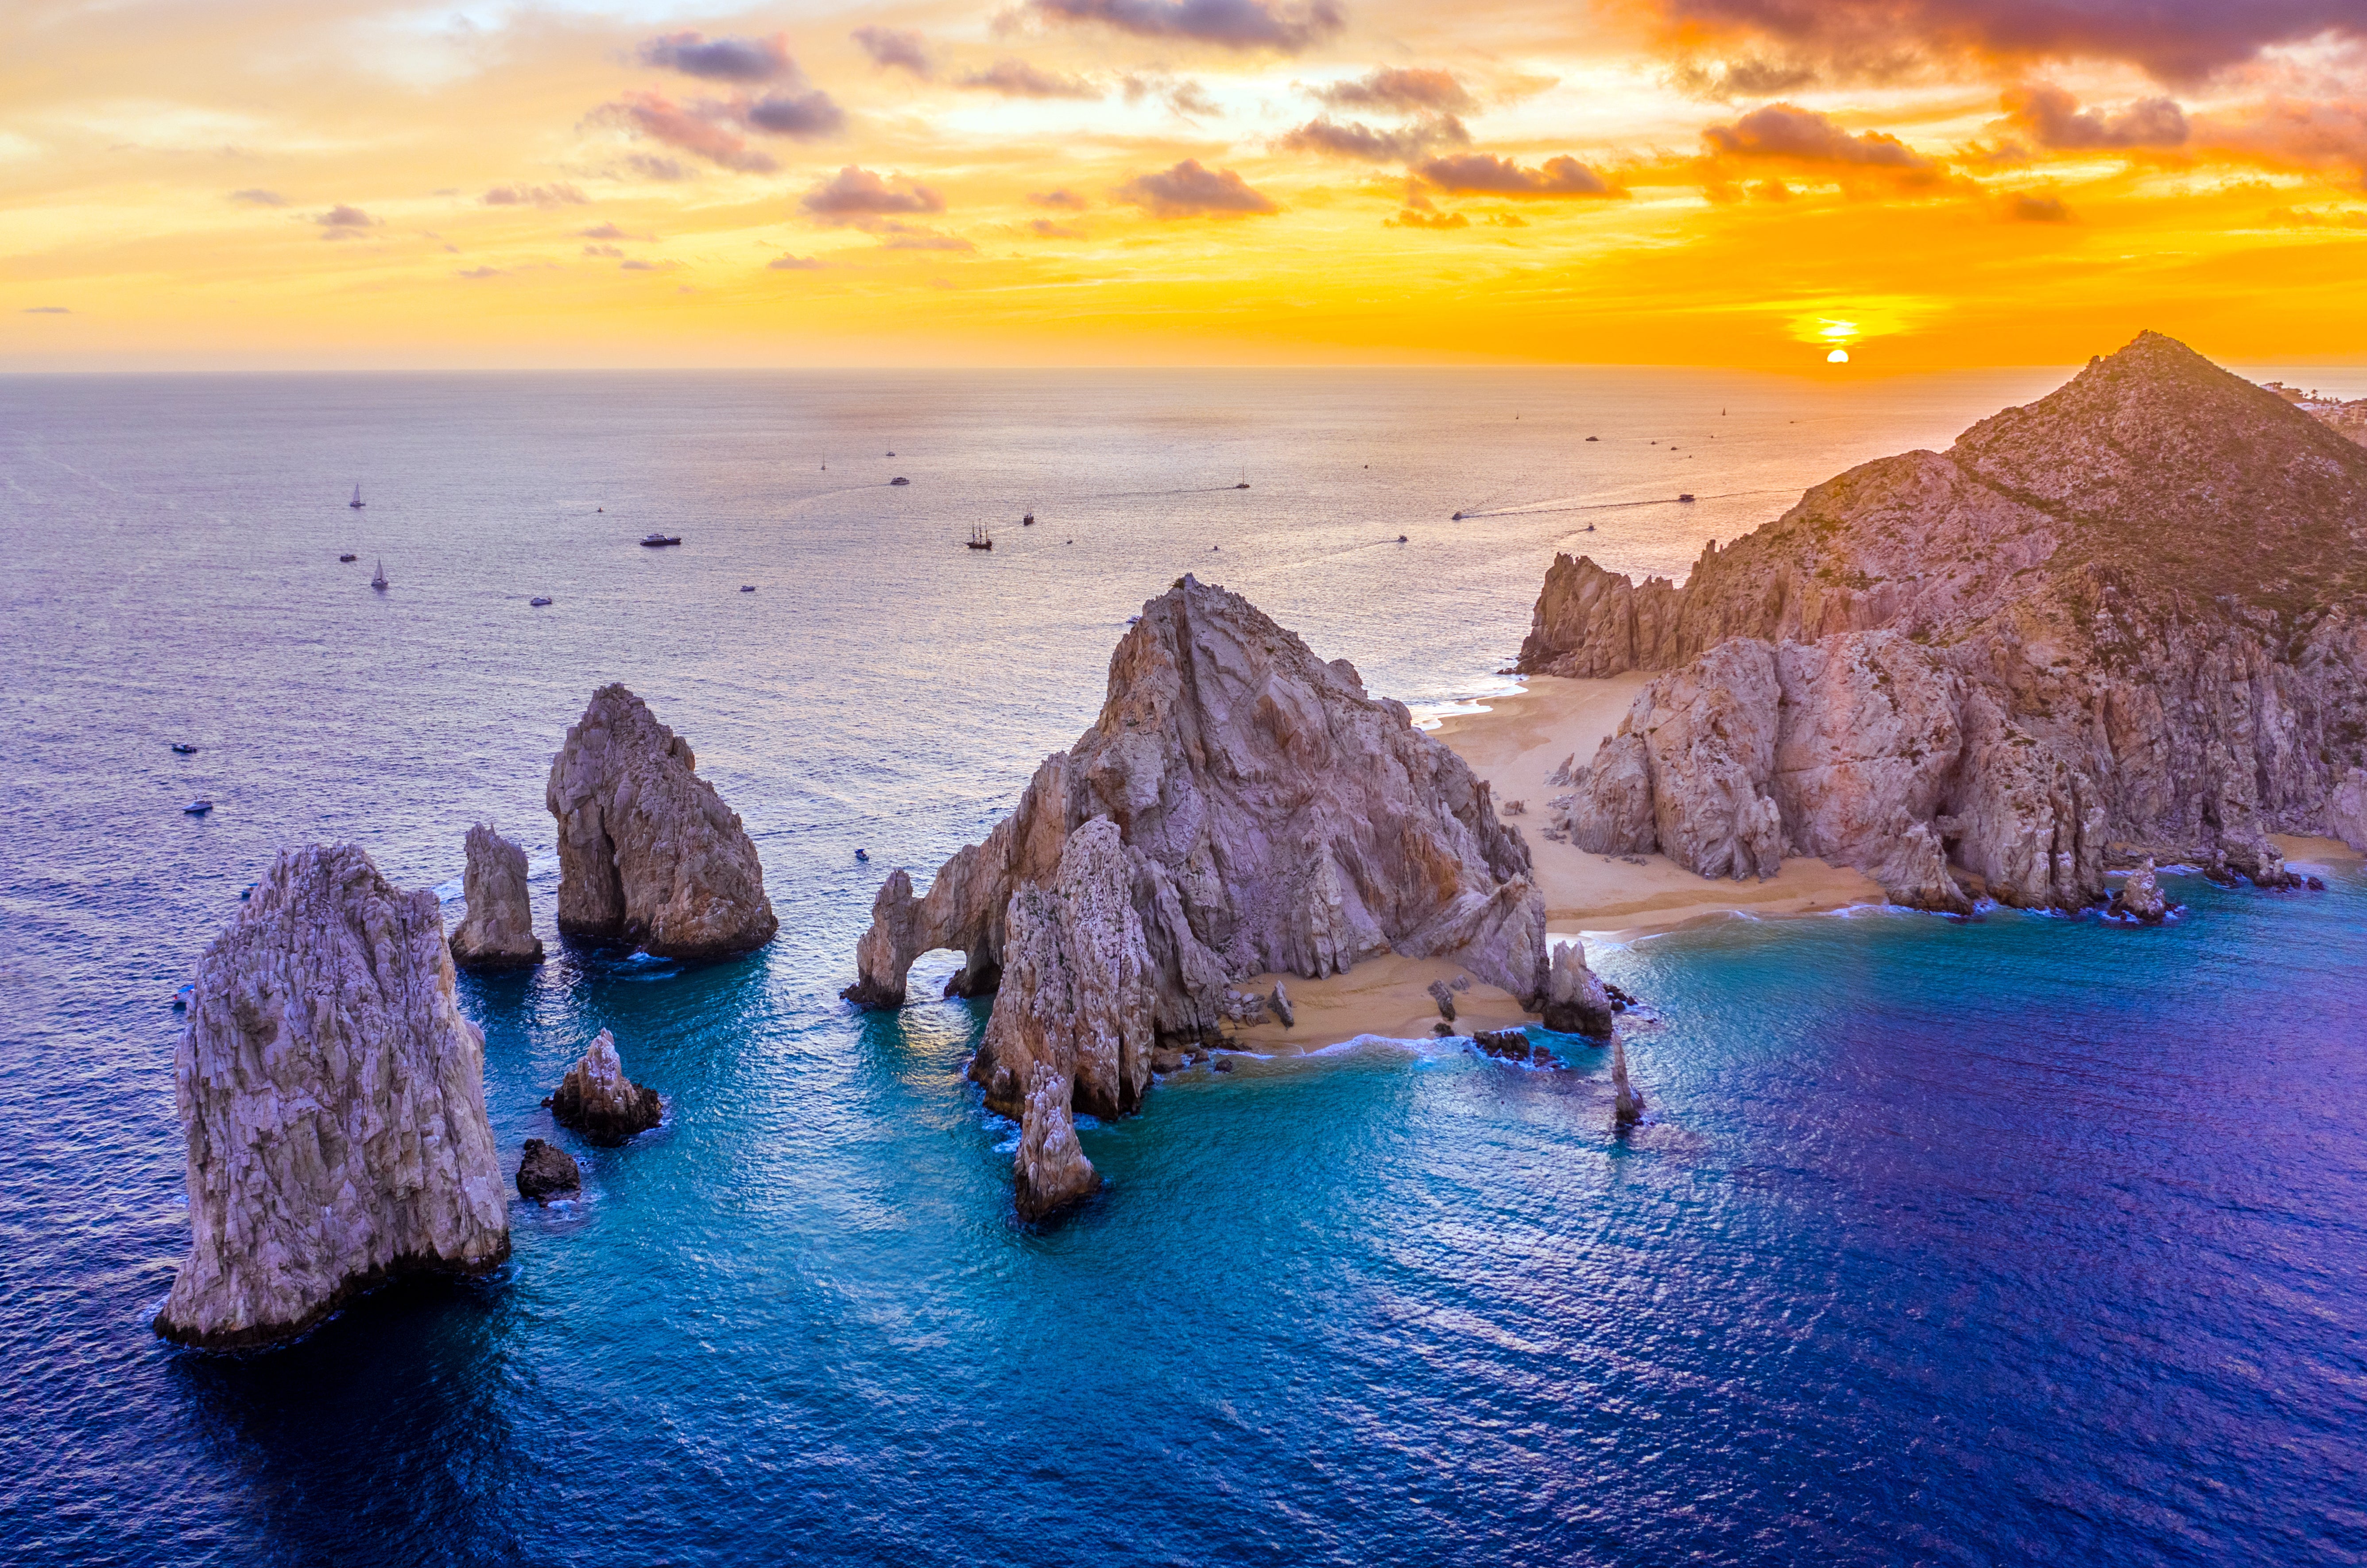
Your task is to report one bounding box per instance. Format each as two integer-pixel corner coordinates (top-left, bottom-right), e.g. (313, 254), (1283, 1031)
(1586, 435), (1600, 441)
(1396, 534), (1408, 543)
(349, 484), (365, 510)
(529, 596), (553, 607)
(171, 743), (198, 755)
(890, 476), (910, 487)
(886, 452), (895, 457)
(1677, 493), (1696, 503)
(1021, 512), (1034, 526)
(1584, 523), (1596, 532)
(371, 559), (389, 590)
(966, 524), (993, 550)
(184, 799), (213, 815)
(173, 985), (194, 1010)
(339, 553), (357, 562)
(639, 533), (682, 547)
(740, 585), (756, 593)
(855, 848), (869, 863)
(240, 883), (257, 900)
(1451, 511), (1464, 520)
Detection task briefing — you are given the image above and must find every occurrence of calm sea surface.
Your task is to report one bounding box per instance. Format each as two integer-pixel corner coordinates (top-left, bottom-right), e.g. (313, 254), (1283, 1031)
(3, 370), (2363, 1566)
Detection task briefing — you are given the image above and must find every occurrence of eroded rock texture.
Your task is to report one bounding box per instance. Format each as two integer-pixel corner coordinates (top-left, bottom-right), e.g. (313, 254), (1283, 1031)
(549, 1029), (663, 1144)
(546, 685), (777, 960)
(449, 824), (542, 971)
(847, 575), (1548, 1040)
(516, 1138), (581, 1202)
(1540, 941), (1616, 1039)
(1525, 333), (2367, 911)
(155, 844), (510, 1351)
(2109, 859), (2170, 924)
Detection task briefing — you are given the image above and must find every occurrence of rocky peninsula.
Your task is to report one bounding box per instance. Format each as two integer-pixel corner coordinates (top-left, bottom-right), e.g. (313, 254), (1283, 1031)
(449, 823), (542, 971)
(1516, 333), (2367, 914)
(546, 684), (778, 960)
(154, 844), (511, 1350)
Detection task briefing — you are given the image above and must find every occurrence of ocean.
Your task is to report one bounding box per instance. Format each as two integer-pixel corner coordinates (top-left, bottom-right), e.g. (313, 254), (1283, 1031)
(4, 368), (2362, 1566)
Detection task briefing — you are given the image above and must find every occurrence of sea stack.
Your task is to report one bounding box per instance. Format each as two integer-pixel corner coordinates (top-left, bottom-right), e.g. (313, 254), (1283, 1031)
(2109, 859), (2171, 924)
(548, 1029), (663, 1144)
(845, 574), (1548, 1042)
(449, 823), (543, 971)
(546, 684), (777, 960)
(1540, 941), (1616, 1038)
(516, 1138), (581, 1202)
(1524, 333), (2367, 912)
(1611, 1035), (1644, 1129)
(154, 844), (510, 1350)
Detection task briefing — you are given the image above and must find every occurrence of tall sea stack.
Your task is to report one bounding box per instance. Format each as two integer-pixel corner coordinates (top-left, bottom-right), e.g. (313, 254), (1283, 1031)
(155, 844), (511, 1350)
(449, 823), (543, 971)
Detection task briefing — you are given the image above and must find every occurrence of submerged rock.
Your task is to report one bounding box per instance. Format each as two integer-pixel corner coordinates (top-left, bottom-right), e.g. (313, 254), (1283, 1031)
(1527, 333), (2367, 912)
(449, 823), (543, 971)
(1471, 1028), (1566, 1069)
(548, 1029), (663, 1144)
(845, 575), (1547, 1038)
(1540, 941), (1616, 1039)
(516, 1138), (581, 1201)
(546, 684), (777, 960)
(154, 844), (510, 1351)
(2108, 858), (2170, 924)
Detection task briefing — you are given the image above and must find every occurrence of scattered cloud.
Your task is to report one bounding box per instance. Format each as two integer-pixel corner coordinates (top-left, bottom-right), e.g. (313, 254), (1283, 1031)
(2001, 83), (2186, 149)
(853, 26), (931, 75)
(1120, 73), (1221, 117)
(960, 58), (1103, 98)
(484, 183), (587, 208)
(802, 166), (946, 219)
(1280, 114), (1469, 161)
(593, 93), (779, 174)
(618, 154), (692, 182)
(638, 31), (794, 83)
(1030, 188), (1090, 209)
(316, 204), (379, 236)
(1118, 159), (1278, 216)
(769, 252), (826, 269)
(1416, 152), (1622, 196)
(584, 243), (624, 257)
(1668, 56), (1822, 101)
(1702, 103), (1932, 167)
(1029, 217), (1088, 236)
(1387, 206), (1469, 228)
(2197, 96), (2367, 180)
(455, 266), (504, 278)
(1313, 67), (1476, 115)
(620, 258), (676, 270)
(578, 223), (650, 241)
(746, 89), (847, 138)
(1028, 0), (1344, 54)
(881, 230), (975, 251)
(22, 305), (71, 314)
(228, 188), (287, 207)
(2003, 190), (2073, 221)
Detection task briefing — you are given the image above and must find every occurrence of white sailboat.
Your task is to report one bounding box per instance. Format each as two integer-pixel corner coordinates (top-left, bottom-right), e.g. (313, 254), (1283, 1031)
(371, 558), (389, 591)
(349, 484), (366, 510)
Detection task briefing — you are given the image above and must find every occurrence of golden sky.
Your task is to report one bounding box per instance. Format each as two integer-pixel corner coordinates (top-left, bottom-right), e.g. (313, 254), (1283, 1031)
(6, 0), (2367, 368)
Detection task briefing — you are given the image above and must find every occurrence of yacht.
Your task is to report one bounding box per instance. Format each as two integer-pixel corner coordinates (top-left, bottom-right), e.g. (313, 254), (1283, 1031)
(339, 553), (357, 562)
(530, 596), (553, 607)
(890, 476), (910, 487)
(639, 532), (682, 547)
(349, 484), (365, 510)
(371, 560), (389, 591)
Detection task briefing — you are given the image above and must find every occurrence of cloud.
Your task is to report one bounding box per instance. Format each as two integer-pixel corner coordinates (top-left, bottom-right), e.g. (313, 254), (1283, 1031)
(638, 31), (794, 83)
(22, 305), (71, 314)
(746, 90), (847, 138)
(620, 259), (675, 270)
(1667, 57), (1821, 101)
(2004, 190), (2073, 221)
(1640, 0), (2367, 85)
(1030, 188), (1090, 208)
(1313, 67), (1476, 115)
(1028, 0), (1344, 53)
(1387, 207), (1469, 228)
(1121, 73), (1222, 116)
(315, 204), (379, 236)
(960, 58), (1103, 98)
(594, 93), (778, 174)
(1280, 114), (1469, 161)
(584, 244), (624, 257)
(1416, 152), (1623, 196)
(484, 183), (588, 208)
(881, 230), (976, 251)
(619, 154), (692, 182)
(1117, 159), (1279, 216)
(1029, 217), (1088, 236)
(455, 267), (504, 278)
(2001, 83), (2187, 148)
(2199, 96), (2367, 179)
(769, 253), (826, 269)
(1702, 103), (1932, 166)
(578, 223), (650, 240)
(802, 166), (946, 219)
(853, 26), (931, 75)
(228, 188), (287, 207)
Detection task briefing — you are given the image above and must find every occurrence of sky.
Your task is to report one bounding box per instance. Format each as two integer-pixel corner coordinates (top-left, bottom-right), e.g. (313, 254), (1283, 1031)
(6, 0), (2367, 369)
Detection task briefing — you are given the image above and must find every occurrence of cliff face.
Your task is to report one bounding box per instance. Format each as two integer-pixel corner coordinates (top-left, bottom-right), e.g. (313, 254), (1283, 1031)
(155, 844), (511, 1350)
(1522, 333), (2367, 909)
(449, 824), (542, 971)
(846, 574), (1547, 1039)
(546, 685), (778, 960)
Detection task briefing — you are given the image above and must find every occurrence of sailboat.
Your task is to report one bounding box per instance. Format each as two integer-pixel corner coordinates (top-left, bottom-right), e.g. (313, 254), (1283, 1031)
(371, 558), (389, 591)
(349, 484), (366, 510)
(966, 524), (993, 551)
(1234, 468), (1250, 490)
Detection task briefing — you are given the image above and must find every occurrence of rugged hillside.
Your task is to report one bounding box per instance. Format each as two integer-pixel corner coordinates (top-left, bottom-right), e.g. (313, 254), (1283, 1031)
(1520, 332), (2367, 910)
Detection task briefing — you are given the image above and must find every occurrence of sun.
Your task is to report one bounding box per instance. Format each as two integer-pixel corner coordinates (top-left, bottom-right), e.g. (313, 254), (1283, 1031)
(1828, 348), (1851, 363)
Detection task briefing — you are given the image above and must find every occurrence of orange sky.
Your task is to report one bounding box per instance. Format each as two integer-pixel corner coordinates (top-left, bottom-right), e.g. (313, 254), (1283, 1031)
(5, 0), (2366, 369)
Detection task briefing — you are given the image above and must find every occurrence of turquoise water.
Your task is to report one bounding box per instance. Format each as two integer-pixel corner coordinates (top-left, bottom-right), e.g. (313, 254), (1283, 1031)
(4, 372), (2363, 1564)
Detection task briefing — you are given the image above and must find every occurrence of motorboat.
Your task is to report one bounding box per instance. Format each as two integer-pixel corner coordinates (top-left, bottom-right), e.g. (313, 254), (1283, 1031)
(371, 560), (389, 590)
(740, 585), (756, 592)
(184, 799), (213, 815)
(530, 596), (553, 607)
(1451, 511), (1465, 520)
(173, 985), (194, 1010)
(890, 476), (910, 487)
(1396, 534), (1407, 543)
(339, 553), (357, 562)
(349, 484), (365, 510)
(639, 533), (682, 547)
(1677, 493), (1696, 503)
(171, 743), (198, 755)
(1586, 435), (1599, 441)
(855, 848), (869, 863)
(1021, 513), (1034, 526)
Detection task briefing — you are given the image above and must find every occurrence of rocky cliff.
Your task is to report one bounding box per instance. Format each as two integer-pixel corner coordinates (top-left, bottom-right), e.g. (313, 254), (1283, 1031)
(449, 824), (542, 971)
(1522, 333), (2367, 910)
(846, 574), (1548, 1039)
(155, 844), (511, 1350)
(546, 684), (778, 960)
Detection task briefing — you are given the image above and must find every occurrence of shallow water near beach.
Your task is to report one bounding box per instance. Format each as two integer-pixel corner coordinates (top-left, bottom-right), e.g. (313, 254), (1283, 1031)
(4, 369), (2364, 1566)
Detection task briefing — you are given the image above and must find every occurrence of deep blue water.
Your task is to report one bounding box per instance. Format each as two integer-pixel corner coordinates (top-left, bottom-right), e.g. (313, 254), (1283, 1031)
(4, 371), (2363, 1566)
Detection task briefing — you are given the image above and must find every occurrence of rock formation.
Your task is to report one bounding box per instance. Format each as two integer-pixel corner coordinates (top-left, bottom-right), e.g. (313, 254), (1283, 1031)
(1427, 979), (1458, 1022)
(546, 684), (777, 960)
(516, 1138), (581, 1201)
(449, 824), (543, 971)
(1524, 333), (2367, 911)
(154, 844), (511, 1351)
(548, 1029), (663, 1144)
(1611, 1036), (1644, 1129)
(1269, 982), (1294, 1028)
(1015, 1063), (1104, 1221)
(846, 574), (1549, 1044)
(1540, 941), (1616, 1038)
(2108, 859), (2170, 924)
(1472, 1028), (1567, 1069)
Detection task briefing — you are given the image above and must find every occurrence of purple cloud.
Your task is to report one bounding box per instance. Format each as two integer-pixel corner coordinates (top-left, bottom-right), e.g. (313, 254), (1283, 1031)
(802, 166), (946, 219)
(1416, 153), (1623, 195)
(852, 26), (931, 75)
(638, 31), (794, 83)
(1701, 104), (1932, 166)
(960, 58), (1103, 98)
(1030, 0), (1343, 53)
(1313, 67), (1475, 114)
(484, 183), (587, 208)
(1118, 159), (1279, 216)
(2001, 83), (2187, 148)
(1280, 114), (1469, 161)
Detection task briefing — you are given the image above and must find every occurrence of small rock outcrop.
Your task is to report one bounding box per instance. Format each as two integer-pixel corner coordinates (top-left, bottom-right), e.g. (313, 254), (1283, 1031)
(1526, 334), (2367, 911)
(1611, 1036), (1645, 1129)
(1540, 941), (1616, 1038)
(548, 1029), (663, 1144)
(1269, 982), (1294, 1028)
(1015, 1063), (1103, 1221)
(845, 575), (1548, 1039)
(2108, 859), (2171, 924)
(516, 1138), (581, 1201)
(449, 824), (543, 971)
(546, 684), (778, 960)
(1427, 979), (1458, 1022)
(155, 844), (510, 1351)
(1472, 1028), (1567, 1069)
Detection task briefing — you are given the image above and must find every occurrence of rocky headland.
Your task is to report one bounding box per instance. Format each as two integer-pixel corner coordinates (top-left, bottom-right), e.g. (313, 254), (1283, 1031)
(546, 684), (778, 960)
(1519, 333), (2367, 914)
(154, 844), (511, 1350)
(449, 823), (543, 971)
